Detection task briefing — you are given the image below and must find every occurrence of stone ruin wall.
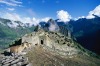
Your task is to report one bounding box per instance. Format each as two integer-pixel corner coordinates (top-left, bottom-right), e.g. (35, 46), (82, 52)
(21, 33), (39, 46)
(21, 31), (79, 56)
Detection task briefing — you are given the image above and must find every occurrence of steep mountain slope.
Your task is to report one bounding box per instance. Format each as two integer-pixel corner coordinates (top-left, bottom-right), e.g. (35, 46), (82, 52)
(0, 18), (35, 49)
(69, 16), (100, 55)
(25, 29), (100, 66)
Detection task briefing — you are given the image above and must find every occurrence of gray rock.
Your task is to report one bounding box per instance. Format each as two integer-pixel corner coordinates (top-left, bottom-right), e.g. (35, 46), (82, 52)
(2, 63), (10, 66)
(17, 62), (23, 66)
(11, 58), (20, 64)
(11, 64), (17, 66)
(1, 60), (6, 63)
(5, 56), (11, 59)
(3, 59), (14, 64)
(2, 57), (6, 60)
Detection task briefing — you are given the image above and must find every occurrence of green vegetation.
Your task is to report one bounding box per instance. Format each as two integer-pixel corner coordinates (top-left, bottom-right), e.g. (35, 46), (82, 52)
(0, 18), (36, 49)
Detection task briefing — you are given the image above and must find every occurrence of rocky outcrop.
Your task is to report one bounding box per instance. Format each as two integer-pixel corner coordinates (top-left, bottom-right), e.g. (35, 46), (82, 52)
(0, 42), (32, 66)
(0, 54), (31, 66)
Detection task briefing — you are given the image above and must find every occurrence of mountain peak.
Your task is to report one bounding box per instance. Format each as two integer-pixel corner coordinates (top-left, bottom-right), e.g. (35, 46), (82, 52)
(48, 19), (54, 22)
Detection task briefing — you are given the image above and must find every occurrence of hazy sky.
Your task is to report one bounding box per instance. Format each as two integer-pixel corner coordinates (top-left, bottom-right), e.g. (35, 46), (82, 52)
(0, 0), (100, 24)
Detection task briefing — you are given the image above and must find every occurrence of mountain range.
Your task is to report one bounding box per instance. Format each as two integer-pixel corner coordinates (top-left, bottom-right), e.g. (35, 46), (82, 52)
(0, 16), (100, 55)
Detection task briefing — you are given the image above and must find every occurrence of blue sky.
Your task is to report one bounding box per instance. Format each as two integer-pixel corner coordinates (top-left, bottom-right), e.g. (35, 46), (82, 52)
(0, 0), (100, 25)
(25, 0), (100, 18)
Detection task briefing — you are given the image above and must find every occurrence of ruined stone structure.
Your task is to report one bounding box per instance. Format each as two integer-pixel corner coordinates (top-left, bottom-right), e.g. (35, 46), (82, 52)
(21, 29), (80, 57)
(22, 29), (46, 46)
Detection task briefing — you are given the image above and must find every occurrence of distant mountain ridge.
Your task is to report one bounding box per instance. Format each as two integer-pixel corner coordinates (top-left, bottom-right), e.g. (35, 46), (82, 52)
(0, 18), (34, 28)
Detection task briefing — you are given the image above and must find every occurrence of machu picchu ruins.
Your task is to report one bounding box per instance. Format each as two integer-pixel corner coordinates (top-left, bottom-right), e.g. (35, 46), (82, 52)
(0, 19), (100, 66)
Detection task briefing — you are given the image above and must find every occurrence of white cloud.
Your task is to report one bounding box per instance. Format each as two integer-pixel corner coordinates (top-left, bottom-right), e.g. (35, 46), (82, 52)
(3, 13), (27, 21)
(78, 16), (85, 19)
(2, 12), (21, 21)
(10, 0), (22, 4)
(86, 5), (100, 19)
(86, 11), (95, 19)
(2, 12), (35, 26)
(7, 21), (19, 28)
(49, 20), (59, 32)
(1, 12), (51, 26)
(0, 0), (22, 6)
(74, 16), (85, 20)
(32, 17), (51, 26)
(32, 18), (40, 26)
(57, 10), (71, 22)
(49, 24), (57, 31)
(23, 17), (33, 24)
(7, 8), (15, 11)
(41, 17), (51, 22)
